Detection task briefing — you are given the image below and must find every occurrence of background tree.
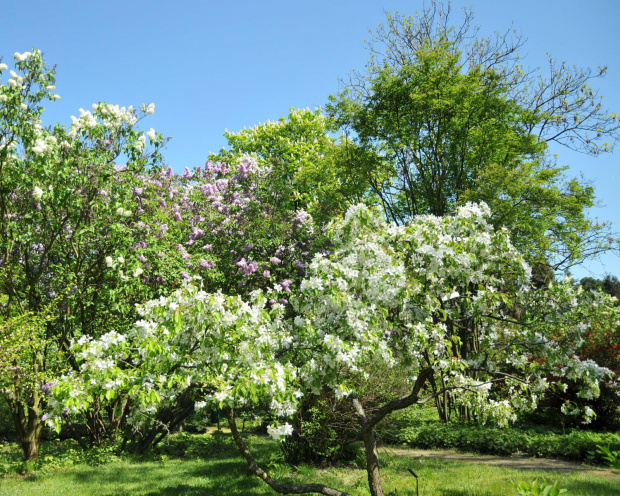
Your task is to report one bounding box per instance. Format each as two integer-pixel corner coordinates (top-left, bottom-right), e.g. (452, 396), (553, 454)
(326, 1), (620, 272)
(210, 107), (373, 225)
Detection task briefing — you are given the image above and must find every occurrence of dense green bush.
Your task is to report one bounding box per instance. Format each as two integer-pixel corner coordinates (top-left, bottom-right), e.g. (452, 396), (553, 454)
(281, 364), (412, 466)
(389, 418), (620, 464)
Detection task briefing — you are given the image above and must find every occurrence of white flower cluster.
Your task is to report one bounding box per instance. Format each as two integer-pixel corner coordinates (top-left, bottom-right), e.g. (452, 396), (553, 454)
(266, 422), (293, 440)
(32, 135), (57, 155)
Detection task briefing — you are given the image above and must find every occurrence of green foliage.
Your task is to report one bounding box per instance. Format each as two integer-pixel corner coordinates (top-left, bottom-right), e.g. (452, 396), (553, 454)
(529, 277), (620, 430)
(461, 159), (603, 270)
(153, 431), (238, 459)
(580, 275), (620, 300)
(281, 392), (354, 465)
(329, 37), (540, 220)
(390, 418), (618, 463)
(514, 479), (568, 496)
(326, 3), (619, 271)
(0, 439), (117, 476)
(596, 433), (620, 469)
(211, 107), (372, 224)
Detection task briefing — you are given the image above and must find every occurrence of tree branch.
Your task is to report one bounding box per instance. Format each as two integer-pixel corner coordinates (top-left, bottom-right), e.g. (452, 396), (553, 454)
(227, 409), (351, 496)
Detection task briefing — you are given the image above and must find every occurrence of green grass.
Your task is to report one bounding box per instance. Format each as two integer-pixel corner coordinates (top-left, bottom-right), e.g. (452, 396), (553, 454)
(0, 434), (619, 496)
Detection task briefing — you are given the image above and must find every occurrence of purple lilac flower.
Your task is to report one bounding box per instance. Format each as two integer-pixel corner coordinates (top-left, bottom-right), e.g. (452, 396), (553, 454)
(263, 270), (270, 277)
(41, 413), (49, 421)
(181, 271), (190, 280)
(173, 211), (183, 222)
(281, 280), (292, 293)
(236, 156), (257, 178)
(245, 261), (258, 276)
(270, 257), (282, 264)
(200, 259), (216, 269)
(182, 167), (194, 180)
(292, 209), (312, 225)
(40, 381), (55, 393)
(191, 227), (205, 239)
(138, 254), (147, 263)
(202, 244), (212, 251)
(241, 243), (254, 252)
(294, 261), (306, 269)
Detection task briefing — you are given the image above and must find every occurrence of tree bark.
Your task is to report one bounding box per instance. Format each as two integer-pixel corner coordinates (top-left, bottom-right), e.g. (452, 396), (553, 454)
(360, 427), (384, 496)
(8, 397), (43, 461)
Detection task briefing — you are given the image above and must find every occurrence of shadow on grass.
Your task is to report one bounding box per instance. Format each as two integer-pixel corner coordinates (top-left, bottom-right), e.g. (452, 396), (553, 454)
(59, 457), (274, 496)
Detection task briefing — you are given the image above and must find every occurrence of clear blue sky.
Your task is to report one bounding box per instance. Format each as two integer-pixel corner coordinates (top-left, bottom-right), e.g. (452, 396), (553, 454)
(2, 0), (619, 279)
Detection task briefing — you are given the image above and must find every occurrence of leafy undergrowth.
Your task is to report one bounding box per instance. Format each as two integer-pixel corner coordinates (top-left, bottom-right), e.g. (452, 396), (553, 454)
(0, 432), (619, 496)
(377, 408), (620, 465)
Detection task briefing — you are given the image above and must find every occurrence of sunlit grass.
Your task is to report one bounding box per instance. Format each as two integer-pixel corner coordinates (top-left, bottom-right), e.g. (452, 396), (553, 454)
(0, 433), (618, 496)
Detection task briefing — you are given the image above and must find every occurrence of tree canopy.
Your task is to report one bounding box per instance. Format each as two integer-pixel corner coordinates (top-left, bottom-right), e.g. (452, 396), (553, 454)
(326, 1), (619, 272)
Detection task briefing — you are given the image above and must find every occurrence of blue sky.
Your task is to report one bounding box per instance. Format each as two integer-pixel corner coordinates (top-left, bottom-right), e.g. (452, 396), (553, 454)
(2, 0), (619, 279)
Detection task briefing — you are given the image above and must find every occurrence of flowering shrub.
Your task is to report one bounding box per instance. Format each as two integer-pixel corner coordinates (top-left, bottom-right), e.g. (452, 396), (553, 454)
(48, 203), (618, 496)
(1, 48), (332, 458)
(0, 48), (165, 459)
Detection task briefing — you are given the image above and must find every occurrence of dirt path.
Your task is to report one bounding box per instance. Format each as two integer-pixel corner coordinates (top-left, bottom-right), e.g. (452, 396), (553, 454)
(381, 446), (620, 479)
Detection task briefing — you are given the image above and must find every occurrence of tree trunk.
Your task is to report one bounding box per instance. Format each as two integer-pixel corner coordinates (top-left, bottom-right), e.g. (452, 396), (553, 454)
(360, 427), (384, 496)
(132, 389), (195, 454)
(20, 425), (42, 461)
(8, 397), (43, 461)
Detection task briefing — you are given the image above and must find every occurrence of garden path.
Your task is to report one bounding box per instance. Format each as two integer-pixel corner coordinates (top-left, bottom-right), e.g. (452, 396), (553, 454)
(382, 446), (620, 479)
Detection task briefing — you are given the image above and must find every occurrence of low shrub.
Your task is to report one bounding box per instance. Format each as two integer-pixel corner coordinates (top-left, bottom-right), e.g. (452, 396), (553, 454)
(386, 417), (620, 464)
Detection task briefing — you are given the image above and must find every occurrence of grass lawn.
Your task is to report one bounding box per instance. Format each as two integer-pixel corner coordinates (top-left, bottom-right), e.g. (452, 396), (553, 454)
(0, 434), (619, 496)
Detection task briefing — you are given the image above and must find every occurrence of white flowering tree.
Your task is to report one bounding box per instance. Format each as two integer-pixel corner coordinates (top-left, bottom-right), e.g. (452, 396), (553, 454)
(47, 202), (618, 495)
(0, 49), (166, 459)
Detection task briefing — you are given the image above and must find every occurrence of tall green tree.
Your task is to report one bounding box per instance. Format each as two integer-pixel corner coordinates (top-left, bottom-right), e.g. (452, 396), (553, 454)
(327, 1), (619, 272)
(211, 107), (373, 225)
